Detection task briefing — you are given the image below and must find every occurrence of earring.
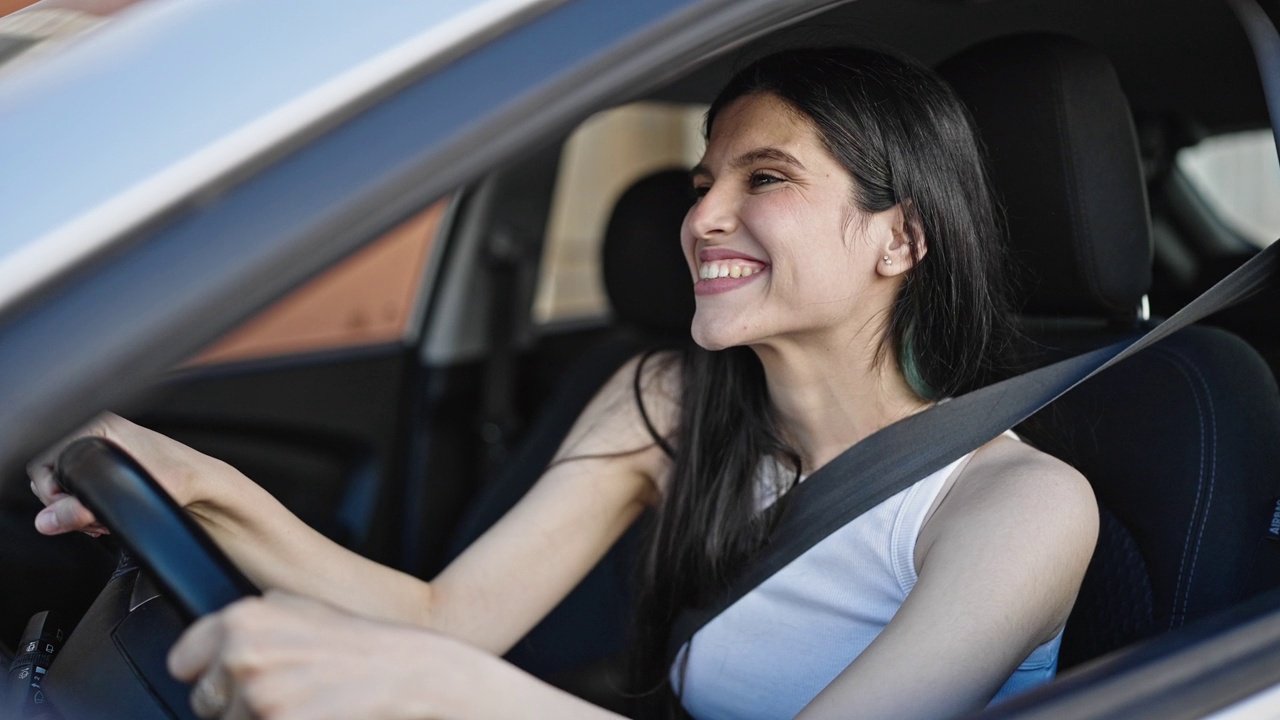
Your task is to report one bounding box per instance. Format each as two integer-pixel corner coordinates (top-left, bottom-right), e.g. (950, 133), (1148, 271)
(883, 255), (893, 266)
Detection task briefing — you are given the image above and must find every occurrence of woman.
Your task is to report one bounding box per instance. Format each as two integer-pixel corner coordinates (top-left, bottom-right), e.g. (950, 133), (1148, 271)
(29, 47), (1098, 720)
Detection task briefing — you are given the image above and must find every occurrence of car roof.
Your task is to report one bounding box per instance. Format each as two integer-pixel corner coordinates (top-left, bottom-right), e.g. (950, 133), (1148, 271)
(655, 0), (1265, 134)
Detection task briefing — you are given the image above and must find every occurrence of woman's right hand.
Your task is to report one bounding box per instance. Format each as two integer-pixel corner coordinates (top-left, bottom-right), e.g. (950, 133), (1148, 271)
(27, 413), (232, 537)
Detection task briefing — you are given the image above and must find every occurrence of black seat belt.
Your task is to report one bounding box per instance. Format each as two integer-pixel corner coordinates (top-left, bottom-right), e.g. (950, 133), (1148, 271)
(668, 0), (1280, 656)
(668, 233), (1280, 664)
(479, 225), (530, 477)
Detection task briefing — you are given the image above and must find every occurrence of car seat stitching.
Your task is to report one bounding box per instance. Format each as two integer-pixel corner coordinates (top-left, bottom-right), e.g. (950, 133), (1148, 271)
(1152, 346), (1213, 626)
(1169, 350), (1218, 622)
(1153, 349), (1204, 626)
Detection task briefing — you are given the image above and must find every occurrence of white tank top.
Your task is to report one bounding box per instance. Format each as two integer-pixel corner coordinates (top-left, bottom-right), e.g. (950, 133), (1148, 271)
(671, 446), (1062, 720)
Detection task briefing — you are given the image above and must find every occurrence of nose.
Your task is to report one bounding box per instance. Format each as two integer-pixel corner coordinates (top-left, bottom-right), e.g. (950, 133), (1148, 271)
(684, 184), (739, 242)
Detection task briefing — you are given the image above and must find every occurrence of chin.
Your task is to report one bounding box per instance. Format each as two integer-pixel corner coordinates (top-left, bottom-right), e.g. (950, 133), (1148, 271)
(690, 314), (748, 352)
(693, 336), (733, 352)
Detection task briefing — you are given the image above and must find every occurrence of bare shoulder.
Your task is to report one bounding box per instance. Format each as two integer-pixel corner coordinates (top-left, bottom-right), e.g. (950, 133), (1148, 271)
(918, 436), (1099, 639)
(550, 350), (682, 497)
(948, 437), (1098, 527)
(576, 349), (681, 437)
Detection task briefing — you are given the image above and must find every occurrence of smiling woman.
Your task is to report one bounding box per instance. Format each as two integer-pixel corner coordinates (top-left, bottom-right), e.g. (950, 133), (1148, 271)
(628, 47), (1094, 720)
(27, 43), (1097, 720)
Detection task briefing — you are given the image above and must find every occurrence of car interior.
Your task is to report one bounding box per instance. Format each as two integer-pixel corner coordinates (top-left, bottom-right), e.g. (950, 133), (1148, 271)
(2, 0), (1279, 717)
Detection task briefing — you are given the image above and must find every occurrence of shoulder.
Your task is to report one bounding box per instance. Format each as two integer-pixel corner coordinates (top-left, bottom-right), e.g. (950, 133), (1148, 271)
(550, 350), (683, 500)
(950, 437), (1097, 531)
(805, 440), (1097, 717)
(917, 437), (1098, 638)
(589, 349), (682, 436)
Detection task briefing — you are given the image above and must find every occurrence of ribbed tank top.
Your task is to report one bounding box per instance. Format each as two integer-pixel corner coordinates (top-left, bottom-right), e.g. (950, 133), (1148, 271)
(671, 445), (1061, 720)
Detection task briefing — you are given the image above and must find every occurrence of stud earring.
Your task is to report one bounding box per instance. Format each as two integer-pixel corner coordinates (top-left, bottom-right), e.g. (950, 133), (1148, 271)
(883, 255), (893, 266)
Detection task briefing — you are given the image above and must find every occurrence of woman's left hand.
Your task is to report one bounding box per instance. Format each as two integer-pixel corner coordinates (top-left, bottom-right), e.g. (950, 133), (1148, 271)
(167, 592), (490, 720)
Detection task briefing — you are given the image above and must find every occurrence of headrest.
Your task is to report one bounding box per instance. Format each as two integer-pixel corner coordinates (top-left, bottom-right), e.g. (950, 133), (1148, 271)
(937, 34), (1152, 319)
(602, 168), (695, 336)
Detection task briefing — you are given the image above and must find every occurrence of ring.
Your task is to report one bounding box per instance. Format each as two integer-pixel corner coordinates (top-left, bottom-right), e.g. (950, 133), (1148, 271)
(191, 671), (230, 719)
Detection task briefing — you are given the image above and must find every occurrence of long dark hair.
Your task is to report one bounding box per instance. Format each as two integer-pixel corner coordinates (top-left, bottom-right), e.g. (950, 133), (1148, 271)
(629, 47), (1011, 717)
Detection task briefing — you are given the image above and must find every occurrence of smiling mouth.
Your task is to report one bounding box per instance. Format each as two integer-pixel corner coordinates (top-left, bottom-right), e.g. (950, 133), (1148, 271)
(697, 260), (767, 280)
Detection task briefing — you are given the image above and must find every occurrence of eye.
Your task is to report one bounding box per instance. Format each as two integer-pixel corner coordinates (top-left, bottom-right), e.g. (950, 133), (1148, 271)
(691, 183), (710, 199)
(749, 171), (784, 189)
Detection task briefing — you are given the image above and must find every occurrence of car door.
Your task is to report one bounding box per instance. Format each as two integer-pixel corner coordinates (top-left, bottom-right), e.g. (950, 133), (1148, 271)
(0, 0), (842, 662)
(134, 199), (447, 565)
(0, 200), (447, 653)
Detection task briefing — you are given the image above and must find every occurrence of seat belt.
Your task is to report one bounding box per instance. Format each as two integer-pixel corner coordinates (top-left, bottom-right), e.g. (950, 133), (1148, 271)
(479, 225), (530, 477)
(668, 232), (1280, 664)
(668, 0), (1280, 658)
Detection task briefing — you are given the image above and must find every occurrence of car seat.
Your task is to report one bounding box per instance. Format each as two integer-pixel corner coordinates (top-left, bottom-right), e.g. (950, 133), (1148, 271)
(938, 34), (1280, 668)
(444, 168), (694, 703)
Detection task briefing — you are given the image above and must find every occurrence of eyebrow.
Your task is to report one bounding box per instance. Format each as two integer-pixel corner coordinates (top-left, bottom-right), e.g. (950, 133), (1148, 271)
(690, 147), (806, 179)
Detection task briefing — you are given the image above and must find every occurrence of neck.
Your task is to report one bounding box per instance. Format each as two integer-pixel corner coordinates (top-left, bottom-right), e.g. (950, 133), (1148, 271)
(754, 331), (929, 475)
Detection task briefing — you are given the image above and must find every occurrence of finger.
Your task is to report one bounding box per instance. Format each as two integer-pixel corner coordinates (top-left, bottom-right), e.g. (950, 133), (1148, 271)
(190, 666), (234, 720)
(27, 417), (111, 502)
(28, 461), (67, 505)
(27, 449), (62, 492)
(169, 612), (228, 683)
(26, 413), (116, 493)
(221, 689), (257, 720)
(33, 497), (98, 535)
(260, 682), (341, 720)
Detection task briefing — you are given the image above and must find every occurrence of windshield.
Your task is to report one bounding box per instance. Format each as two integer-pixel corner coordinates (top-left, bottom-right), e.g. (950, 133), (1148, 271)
(0, 0), (539, 311)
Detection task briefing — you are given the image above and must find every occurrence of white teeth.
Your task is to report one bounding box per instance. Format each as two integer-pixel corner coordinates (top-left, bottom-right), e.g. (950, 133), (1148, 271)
(698, 261), (763, 281)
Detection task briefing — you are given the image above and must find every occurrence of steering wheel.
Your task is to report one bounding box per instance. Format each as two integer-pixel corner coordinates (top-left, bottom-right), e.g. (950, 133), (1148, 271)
(22, 437), (258, 720)
(55, 437), (257, 618)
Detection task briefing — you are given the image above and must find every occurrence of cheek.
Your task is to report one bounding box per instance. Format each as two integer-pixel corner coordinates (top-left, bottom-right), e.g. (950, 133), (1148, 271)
(679, 220), (699, 278)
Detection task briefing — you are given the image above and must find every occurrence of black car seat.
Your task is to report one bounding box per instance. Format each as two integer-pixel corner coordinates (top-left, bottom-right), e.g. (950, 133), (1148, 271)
(444, 169), (694, 700)
(938, 34), (1280, 668)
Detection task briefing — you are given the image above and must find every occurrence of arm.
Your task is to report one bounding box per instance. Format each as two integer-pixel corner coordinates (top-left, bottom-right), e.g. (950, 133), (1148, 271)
(794, 439), (1099, 720)
(418, 351), (677, 652)
(168, 591), (627, 720)
(30, 353), (679, 653)
(29, 411), (441, 624)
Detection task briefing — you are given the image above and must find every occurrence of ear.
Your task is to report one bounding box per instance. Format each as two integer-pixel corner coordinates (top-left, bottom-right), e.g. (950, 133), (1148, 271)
(875, 201), (927, 277)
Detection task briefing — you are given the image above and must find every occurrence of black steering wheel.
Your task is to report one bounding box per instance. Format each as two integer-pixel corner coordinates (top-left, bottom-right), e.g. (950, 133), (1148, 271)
(24, 437), (258, 720)
(55, 437), (257, 618)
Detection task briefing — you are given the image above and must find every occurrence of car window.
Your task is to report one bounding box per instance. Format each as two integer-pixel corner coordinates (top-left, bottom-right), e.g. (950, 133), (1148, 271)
(188, 199), (446, 366)
(1176, 128), (1280, 248)
(533, 101), (706, 324)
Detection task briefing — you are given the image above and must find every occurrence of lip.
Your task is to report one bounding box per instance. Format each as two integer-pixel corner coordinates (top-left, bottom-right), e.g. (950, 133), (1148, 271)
(698, 248), (767, 263)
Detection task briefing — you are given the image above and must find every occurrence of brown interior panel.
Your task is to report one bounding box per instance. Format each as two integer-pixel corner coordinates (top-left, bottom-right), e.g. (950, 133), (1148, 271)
(190, 201), (445, 366)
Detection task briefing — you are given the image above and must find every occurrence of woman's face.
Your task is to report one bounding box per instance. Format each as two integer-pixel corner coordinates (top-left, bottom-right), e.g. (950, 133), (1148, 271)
(682, 93), (913, 353)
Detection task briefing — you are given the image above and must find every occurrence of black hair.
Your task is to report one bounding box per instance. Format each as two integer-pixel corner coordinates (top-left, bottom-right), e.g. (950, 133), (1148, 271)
(628, 47), (1011, 718)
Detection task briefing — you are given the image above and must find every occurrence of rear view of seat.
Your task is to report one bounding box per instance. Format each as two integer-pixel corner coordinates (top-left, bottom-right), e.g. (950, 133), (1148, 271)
(939, 34), (1280, 667)
(445, 169), (694, 695)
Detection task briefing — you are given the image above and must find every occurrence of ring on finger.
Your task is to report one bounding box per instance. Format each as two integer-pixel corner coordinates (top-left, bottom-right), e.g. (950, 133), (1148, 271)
(191, 670), (230, 719)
